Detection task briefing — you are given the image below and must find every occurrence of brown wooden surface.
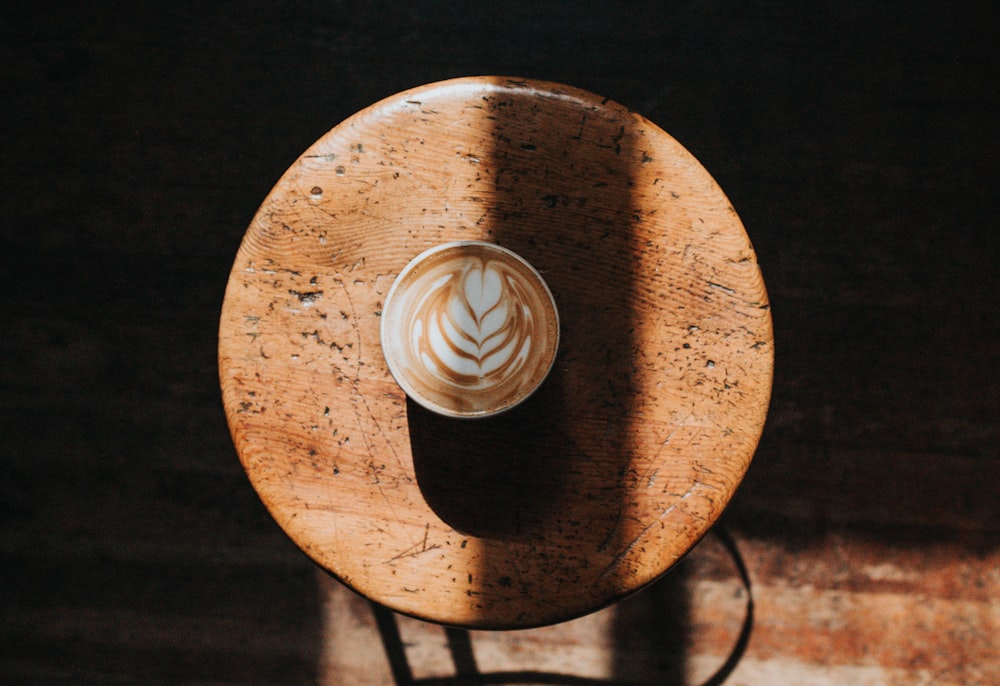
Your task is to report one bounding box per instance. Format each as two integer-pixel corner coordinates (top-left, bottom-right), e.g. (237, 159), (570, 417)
(3, 1), (997, 683)
(219, 77), (772, 628)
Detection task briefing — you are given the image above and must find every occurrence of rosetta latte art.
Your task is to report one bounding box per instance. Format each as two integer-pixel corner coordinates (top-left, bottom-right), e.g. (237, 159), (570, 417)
(381, 241), (559, 417)
(411, 260), (534, 387)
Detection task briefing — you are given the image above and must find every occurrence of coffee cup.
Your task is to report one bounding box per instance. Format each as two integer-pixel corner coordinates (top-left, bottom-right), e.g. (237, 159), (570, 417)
(380, 241), (559, 418)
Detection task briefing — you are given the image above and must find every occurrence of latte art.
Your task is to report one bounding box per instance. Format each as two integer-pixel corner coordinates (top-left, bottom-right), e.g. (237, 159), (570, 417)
(381, 242), (559, 418)
(414, 262), (534, 386)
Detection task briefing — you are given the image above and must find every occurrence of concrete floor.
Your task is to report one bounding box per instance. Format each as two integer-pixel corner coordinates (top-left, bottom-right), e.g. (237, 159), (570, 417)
(2, 2), (997, 684)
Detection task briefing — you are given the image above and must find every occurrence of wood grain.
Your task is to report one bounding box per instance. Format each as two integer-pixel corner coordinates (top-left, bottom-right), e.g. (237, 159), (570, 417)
(218, 77), (773, 628)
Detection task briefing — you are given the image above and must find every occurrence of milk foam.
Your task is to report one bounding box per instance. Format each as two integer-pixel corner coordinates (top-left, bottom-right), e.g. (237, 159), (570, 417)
(381, 242), (558, 417)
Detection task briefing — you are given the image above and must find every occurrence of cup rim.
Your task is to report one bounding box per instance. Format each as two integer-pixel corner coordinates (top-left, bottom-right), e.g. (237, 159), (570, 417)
(379, 240), (560, 419)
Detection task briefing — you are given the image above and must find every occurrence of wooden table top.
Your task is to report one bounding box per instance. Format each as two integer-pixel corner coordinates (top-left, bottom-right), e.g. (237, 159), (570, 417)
(219, 76), (773, 629)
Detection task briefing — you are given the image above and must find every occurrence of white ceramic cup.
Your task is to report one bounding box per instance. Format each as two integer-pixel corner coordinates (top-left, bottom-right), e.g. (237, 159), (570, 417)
(380, 241), (559, 418)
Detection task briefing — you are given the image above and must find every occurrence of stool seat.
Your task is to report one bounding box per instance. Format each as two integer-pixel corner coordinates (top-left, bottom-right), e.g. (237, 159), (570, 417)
(219, 77), (773, 629)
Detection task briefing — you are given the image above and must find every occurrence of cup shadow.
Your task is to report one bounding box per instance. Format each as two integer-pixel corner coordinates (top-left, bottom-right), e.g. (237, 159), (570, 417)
(408, 369), (574, 539)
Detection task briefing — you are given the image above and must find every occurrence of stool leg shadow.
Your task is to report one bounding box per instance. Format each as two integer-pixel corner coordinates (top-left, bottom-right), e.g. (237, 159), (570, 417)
(445, 626), (480, 681)
(367, 526), (753, 686)
(372, 602), (415, 686)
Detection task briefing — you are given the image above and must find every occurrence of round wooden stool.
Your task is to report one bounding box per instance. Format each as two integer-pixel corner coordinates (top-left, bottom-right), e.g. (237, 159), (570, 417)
(219, 76), (773, 629)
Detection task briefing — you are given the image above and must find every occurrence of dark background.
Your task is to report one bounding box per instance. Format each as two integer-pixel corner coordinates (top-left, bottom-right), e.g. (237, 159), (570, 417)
(2, 1), (997, 683)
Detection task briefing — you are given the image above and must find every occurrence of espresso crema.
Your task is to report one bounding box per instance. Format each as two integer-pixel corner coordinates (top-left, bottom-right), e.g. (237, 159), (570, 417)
(380, 241), (559, 418)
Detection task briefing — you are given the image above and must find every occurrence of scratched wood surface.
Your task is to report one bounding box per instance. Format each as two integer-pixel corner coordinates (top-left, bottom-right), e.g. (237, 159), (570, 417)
(218, 77), (773, 628)
(3, 1), (997, 683)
